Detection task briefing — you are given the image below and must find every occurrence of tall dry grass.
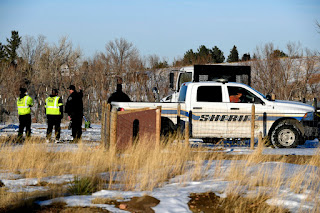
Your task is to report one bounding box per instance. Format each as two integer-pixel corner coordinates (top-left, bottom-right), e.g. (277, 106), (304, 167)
(0, 136), (217, 211)
(0, 137), (213, 191)
(0, 137), (319, 212)
(223, 146), (320, 213)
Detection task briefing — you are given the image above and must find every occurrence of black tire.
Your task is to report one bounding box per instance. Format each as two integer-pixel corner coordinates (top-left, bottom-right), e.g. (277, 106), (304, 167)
(161, 117), (175, 136)
(270, 124), (301, 148)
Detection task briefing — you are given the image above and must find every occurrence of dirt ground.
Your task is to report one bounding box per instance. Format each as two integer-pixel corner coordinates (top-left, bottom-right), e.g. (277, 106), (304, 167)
(1, 192), (291, 213)
(187, 192), (290, 213)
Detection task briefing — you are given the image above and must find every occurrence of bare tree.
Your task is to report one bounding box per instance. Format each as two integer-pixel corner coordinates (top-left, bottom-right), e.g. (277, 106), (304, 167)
(105, 38), (139, 74)
(251, 42), (319, 101)
(301, 48), (320, 99)
(148, 54), (160, 69)
(15, 35), (82, 122)
(251, 43), (280, 96)
(277, 42), (303, 100)
(19, 35), (47, 66)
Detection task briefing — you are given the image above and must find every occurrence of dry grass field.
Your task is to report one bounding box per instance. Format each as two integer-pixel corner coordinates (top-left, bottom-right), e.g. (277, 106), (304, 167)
(0, 136), (319, 212)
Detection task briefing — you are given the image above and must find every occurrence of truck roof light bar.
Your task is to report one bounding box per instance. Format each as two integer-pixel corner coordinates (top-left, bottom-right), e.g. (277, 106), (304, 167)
(215, 79), (228, 84)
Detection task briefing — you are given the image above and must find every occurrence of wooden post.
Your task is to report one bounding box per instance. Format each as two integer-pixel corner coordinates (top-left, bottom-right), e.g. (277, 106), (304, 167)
(156, 106), (161, 145)
(105, 104), (111, 148)
(177, 103), (181, 129)
(110, 107), (118, 149)
(250, 104), (255, 150)
(101, 102), (111, 148)
(101, 102), (106, 146)
(185, 121), (189, 146)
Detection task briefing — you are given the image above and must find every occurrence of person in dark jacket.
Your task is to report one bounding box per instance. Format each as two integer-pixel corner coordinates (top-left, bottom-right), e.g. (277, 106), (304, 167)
(107, 77), (131, 104)
(45, 89), (63, 143)
(65, 85), (83, 142)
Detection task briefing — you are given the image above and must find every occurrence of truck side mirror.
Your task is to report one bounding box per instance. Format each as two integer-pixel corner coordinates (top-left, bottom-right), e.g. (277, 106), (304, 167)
(169, 73), (174, 89)
(266, 94), (275, 101)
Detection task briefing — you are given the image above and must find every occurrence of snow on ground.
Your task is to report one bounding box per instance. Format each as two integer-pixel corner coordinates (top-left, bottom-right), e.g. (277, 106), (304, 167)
(34, 161), (319, 213)
(0, 122), (101, 142)
(0, 123), (319, 212)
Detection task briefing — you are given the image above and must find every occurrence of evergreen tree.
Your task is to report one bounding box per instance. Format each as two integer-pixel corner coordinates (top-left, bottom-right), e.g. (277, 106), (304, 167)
(154, 60), (169, 68)
(241, 53), (251, 61)
(196, 45), (211, 63)
(227, 45), (239, 63)
(0, 42), (7, 62)
(197, 45), (209, 57)
(183, 49), (196, 65)
(252, 53), (257, 59)
(271, 49), (287, 58)
(4, 31), (21, 64)
(210, 46), (225, 63)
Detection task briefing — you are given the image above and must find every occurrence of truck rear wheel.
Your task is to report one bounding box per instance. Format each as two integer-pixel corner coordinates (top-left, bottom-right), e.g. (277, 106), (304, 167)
(270, 124), (301, 148)
(161, 117), (175, 136)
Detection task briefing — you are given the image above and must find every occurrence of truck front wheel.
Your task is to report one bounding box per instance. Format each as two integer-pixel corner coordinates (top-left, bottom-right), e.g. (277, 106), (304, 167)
(270, 124), (301, 148)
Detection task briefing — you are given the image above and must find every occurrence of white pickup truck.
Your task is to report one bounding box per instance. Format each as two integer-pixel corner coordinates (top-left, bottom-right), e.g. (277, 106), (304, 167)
(112, 81), (318, 148)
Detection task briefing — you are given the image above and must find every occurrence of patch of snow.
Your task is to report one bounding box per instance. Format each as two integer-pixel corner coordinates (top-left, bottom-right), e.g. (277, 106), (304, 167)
(1, 124), (319, 212)
(35, 161), (320, 212)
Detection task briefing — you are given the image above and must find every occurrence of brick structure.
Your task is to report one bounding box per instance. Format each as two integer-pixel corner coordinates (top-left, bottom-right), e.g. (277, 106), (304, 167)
(116, 108), (157, 149)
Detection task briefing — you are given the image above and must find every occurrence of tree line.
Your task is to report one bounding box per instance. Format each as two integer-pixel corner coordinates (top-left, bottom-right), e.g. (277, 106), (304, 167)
(0, 30), (319, 123)
(173, 44), (242, 66)
(0, 32), (171, 123)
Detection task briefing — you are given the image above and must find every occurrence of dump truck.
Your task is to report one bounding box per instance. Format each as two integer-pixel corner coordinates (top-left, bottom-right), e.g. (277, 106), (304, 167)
(162, 64), (251, 102)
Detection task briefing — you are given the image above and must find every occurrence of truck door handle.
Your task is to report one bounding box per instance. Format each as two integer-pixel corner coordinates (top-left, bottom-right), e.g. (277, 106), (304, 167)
(230, 108), (239, 110)
(193, 107), (202, 109)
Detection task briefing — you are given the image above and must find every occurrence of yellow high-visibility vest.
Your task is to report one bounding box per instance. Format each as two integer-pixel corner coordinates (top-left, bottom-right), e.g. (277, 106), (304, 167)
(45, 96), (63, 115)
(17, 95), (33, 115)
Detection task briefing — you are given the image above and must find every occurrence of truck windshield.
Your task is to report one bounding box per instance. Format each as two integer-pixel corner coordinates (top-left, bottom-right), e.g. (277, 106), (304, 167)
(178, 72), (192, 91)
(178, 84), (188, 102)
(245, 85), (266, 99)
(232, 83), (266, 99)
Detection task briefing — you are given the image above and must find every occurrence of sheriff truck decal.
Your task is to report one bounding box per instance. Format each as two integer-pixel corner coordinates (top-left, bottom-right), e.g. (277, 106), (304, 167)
(199, 114), (259, 122)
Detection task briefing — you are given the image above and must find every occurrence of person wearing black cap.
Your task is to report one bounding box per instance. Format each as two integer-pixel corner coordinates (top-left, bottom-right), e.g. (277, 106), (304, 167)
(16, 87), (34, 141)
(65, 85), (83, 142)
(45, 89), (63, 143)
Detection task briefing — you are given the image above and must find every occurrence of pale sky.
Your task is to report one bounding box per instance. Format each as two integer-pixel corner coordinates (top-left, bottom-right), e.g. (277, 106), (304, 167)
(1, 0), (319, 63)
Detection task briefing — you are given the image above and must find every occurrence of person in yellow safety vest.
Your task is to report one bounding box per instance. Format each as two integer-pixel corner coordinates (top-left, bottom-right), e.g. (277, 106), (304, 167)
(17, 87), (34, 141)
(45, 89), (63, 143)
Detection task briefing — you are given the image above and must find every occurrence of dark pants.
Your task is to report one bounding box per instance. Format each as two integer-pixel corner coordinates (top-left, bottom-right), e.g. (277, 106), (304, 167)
(18, 114), (31, 139)
(47, 116), (61, 140)
(71, 117), (82, 140)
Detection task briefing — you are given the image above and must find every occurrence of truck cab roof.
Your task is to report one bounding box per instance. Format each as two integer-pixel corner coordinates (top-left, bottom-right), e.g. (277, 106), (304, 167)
(181, 81), (247, 87)
(179, 81), (267, 103)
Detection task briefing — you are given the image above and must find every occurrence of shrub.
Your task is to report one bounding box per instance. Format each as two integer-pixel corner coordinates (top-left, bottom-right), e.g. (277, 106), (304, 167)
(67, 176), (98, 195)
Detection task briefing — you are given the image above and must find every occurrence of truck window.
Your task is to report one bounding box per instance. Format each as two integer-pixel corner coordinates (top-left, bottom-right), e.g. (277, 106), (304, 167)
(178, 72), (192, 91)
(178, 85), (188, 102)
(197, 86), (222, 102)
(228, 86), (261, 103)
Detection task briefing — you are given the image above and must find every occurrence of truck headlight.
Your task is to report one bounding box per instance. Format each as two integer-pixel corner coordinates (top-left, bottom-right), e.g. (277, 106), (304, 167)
(303, 112), (314, 121)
